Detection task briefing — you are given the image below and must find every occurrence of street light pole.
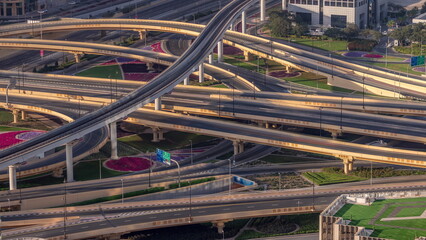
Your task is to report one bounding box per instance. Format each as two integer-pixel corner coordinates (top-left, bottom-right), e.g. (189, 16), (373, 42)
(278, 172), (281, 191)
(228, 157), (232, 195)
(171, 159), (181, 187)
(63, 179), (67, 240)
(319, 107), (322, 137)
(190, 140), (193, 165)
(120, 179), (124, 204)
(189, 184), (192, 223)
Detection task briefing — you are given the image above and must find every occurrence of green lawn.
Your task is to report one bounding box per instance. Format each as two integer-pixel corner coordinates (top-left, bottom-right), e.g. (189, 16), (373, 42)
(260, 155), (323, 164)
(74, 159), (127, 181)
(118, 132), (215, 152)
(0, 126), (28, 132)
(395, 207), (426, 217)
(236, 213), (319, 240)
(0, 110), (13, 124)
(211, 84), (229, 88)
(285, 72), (353, 93)
(302, 172), (366, 185)
(367, 62), (422, 76)
(285, 37), (348, 52)
(76, 65), (123, 79)
(334, 198), (426, 239)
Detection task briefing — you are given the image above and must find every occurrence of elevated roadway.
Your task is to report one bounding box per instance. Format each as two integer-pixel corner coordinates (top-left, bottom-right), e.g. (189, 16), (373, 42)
(2, 180), (426, 239)
(2, 96), (426, 169)
(1, 19), (426, 99)
(0, 0), (256, 169)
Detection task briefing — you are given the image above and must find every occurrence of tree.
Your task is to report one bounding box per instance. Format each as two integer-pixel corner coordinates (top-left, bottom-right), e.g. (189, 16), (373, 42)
(324, 28), (344, 39)
(343, 23), (360, 40)
(421, 2), (426, 14)
(387, 20), (396, 28)
(293, 24), (308, 37)
(267, 10), (293, 37)
(360, 29), (382, 41)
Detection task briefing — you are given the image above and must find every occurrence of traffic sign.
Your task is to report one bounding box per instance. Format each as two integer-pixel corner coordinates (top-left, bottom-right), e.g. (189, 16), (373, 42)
(156, 148), (171, 166)
(410, 55), (425, 67)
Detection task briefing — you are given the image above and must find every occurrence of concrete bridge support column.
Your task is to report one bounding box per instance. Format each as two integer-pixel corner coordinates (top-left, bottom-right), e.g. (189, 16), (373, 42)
(282, 0), (287, 10)
(155, 97), (162, 111)
(342, 156), (354, 175)
(242, 11), (247, 34)
(138, 30), (147, 40)
(260, 0), (266, 21)
(233, 141), (244, 155)
(184, 77), (189, 85)
(151, 128), (160, 142)
(21, 110), (27, 121)
(213, 221), (226, 234)
(265, 122), (270, 129)
(66, 143), (74, 182)
(209, 54), (214, 64)
(158, 129), (165, 141)
(286, 65), (292, 72)
(199, 64), (204, 83)
(12, 110), (19, 123)
(8, 165), (17, 191)
(110, 121), (118, 160)
(147, 62), (155, 71)
(238, 141), (244, 153)
(230, 23), (234, 31)
(217, 40), (224, 63)
(244, 51), (254, 61)
(74, 53), (81, 63)
(328, 130), (342, 140)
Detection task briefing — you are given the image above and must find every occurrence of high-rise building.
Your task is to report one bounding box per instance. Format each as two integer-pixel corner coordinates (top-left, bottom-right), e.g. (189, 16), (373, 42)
(0, 0), (67, 17)
(285, 0), (388, 28)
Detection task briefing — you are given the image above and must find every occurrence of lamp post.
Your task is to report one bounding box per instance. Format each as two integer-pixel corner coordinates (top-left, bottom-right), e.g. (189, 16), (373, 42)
(171, 159), (181, 187)
(63, 179), (67, 240)
(278, 172), (281, 191)
(228, 157), (233, 195)
(190, 140), (193, 165)
(319, 107), (323, 137)
(189, 184), (192, 223)
(120, 179), (124, 204)
(37, 10), (46, 40)
(99, 158), (102, 179)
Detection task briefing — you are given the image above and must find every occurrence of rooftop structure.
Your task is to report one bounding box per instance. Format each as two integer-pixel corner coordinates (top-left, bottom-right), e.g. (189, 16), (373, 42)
(320, 190), (426, 240)
(284, 0), (388, 28)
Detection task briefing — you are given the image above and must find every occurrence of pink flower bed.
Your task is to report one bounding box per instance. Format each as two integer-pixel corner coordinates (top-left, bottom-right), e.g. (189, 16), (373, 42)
(268, 71), (300, 78)
(151, 42), (165, 53)
(413, 67), (426, 72)
(124, 73), (159, 81)
(104, 157), (152, 172)
(0, 131), (45, 149)
(100, 59), (118, 66)
(362, 54), (383, 58)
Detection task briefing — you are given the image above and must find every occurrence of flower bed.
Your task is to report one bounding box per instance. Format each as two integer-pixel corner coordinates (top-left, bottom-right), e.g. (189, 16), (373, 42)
(413, 66), (426, 72)
(124, 73), (159, 81)
(362, 53), (383, 58)
(0, 131), (45, 149)
(268, 71), (300, 78)
(104, 157), (152, 172)
(151, 42), (165, 53)
(16, 131), (45, 140)
(342, 51), (366, 58)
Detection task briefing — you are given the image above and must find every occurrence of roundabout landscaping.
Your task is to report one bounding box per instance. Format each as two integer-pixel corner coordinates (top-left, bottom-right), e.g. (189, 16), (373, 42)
(104, 157), (152, 172)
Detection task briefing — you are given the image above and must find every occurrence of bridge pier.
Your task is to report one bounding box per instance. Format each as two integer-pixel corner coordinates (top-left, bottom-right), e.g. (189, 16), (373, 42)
(260, 0), (266, 21)
(327, 130), (342, 140)
(217, 40), (224, 63)
(147, 62), (155, 72)
(12, 109), (19, 123)
(244, 51), (254, 61)
(8, 165), (17, 190)
(110, 121), (119, 160)
(66, 142), (74, 182)
(74, 53), (81, 63)
(282, 0), (287, 10)
(155, 97), (162, 111)
(184, 77), (189, 85)
(241, 11), (247, 34)
(199, 63), (204, 83)
(138, 30), (147, 40)
(152, 127), (160, 142)
(230, 23), (234, 31)
(213, 221), (225, 234)
(209, 54), (214, 64)
(286, 65), (292, 72)
(21, 110), (27, 121)
(233, 140), (244, 155)
(341, 156), (354, 175)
